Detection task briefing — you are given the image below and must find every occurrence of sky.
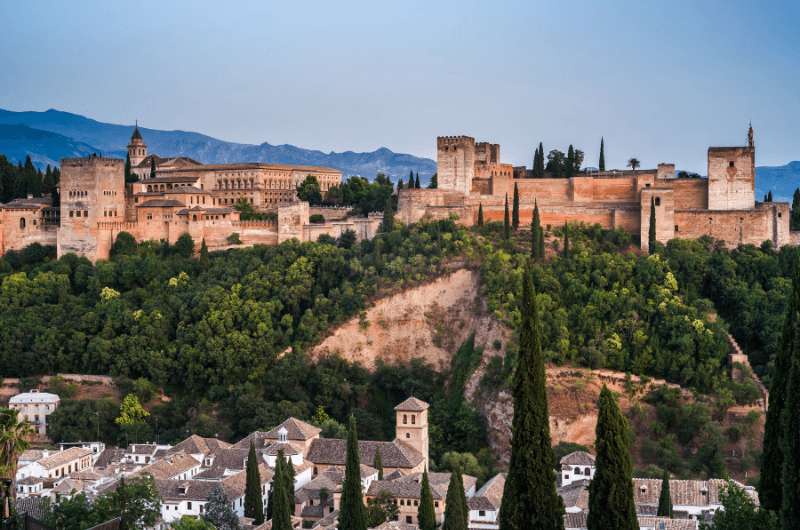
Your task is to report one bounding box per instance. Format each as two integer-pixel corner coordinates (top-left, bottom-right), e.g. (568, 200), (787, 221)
(1, 0), (799, 173)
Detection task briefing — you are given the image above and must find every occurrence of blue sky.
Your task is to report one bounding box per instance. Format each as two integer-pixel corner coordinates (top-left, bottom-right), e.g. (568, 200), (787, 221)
(1, 0), (799, 172)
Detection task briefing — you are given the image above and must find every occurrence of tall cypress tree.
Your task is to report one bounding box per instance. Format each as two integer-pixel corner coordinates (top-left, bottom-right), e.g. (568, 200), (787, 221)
(657, 469), (672, 518)
(270, 451), (292, 530)
(648, 197), (657, 254)
(149, 157), (157, 179)
(599, 137), (606, 171)
(782, 315), (800, 528)
(512, 183), (520, 230)
(245, 440), (264, 524)
(443, 471), (468, 530)
(791, 188), (800, 230)
(415, 172), (421, 189)
(536, 143), (545, 177)
(428, 172), (438, 189)
(503, 194), (510, 242)
(562, 222), (569, 258)
(566, 145), (575, 179)
(339, 415), (367, 530)
(381, 197), (395, 233)
(531, 201), (542, 260)
(124, 153), (134, 183)
(587, 386), (638, 530)
(477, 203), (484, 227)
(499, 266), (564, 530)
(397, 178), (405, 190)
(418, 469), (436, 530)
(373, 448), (383, 481)
(761, 273), (800, 510)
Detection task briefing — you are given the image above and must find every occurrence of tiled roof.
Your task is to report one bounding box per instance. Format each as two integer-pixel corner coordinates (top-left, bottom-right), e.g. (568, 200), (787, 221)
(138, 452), (200, 480)
(559, 481), (590, 511)
(157, 162), (341, 174)
(157, 463), (272, 502)
(137, 199), (185, 208)
(632, 478), (754, 508)
(371, 522), (419, 530)
(169, 435), (230, 456)
(467, 495), (495, 511)
(637, 517), (698, 530)
(38, 447), (92, 470)
(15, 497), (48, 520)
(9, 391), (59, 404)
(307, 439), (423, 469)
(19, 450), (44, 462)
(366, 472), (475, 502)
(264, 441), (303, 456)
(265, 417), (322, 442)
(394, 397), (430, 412)
(469, 473), (505, 510)
(560, 451), (595, 467)
(95, 447), (126, 468)
(563, 511), (587, 530)
(136, 174), (201, 183)
(125, 444), (158, 454)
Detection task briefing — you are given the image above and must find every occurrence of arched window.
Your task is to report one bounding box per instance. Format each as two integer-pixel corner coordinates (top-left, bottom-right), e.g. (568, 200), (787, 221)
(584, 467), (591, 475)
(403, 414), (407, 425)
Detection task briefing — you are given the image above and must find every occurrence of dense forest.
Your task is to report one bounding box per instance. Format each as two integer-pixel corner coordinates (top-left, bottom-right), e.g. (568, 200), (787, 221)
(0, 154), (60, 203)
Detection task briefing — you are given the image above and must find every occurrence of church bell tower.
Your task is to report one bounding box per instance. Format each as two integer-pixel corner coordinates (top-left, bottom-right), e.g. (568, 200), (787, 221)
(127, 123), (147, 167)
(394, 397), (430, 471)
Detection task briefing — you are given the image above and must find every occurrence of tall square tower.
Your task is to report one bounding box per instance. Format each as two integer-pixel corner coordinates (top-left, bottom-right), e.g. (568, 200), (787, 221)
(437, 136), (475, 195)
(395, 397), (430, 471)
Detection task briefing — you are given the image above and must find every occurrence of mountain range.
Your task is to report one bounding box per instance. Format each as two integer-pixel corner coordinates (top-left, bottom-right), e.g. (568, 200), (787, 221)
(0, 108), (436, 182)
(0, 108), (797, 198)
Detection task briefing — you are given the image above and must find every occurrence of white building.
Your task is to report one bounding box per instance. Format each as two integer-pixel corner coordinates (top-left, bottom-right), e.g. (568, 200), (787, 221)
(9, 390), (60, 436)
(16, 447), (93, 481)
(468, 473), (505, 530)
(560, 451), (596, 487)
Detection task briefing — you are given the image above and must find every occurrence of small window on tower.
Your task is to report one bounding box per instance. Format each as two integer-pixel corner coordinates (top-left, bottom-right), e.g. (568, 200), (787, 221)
(655, 197), (661, 206)
(729, 161), (735, 168)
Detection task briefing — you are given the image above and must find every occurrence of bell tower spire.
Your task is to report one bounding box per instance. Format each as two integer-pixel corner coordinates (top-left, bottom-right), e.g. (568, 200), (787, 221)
(127, 122), (147, 167)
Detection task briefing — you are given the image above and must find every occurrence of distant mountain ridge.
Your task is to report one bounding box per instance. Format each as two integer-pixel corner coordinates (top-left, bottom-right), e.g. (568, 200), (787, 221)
(0, 124), (100, 168)
(755, 161), (800, 202)
(0, 108), (436, 182)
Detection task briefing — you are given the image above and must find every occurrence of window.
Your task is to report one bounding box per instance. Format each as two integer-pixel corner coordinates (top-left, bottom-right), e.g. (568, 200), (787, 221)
(479, 510), (486, 516)
(406, 433), (410, 439)
(675, 225), (679, 232)
(655, 197), (661, 206)
(411, 415), (415, 425)
(403, 414), (407, 425)
(729, 161), (735, 168)
(584, 467), (591, 475)
(406, 516), (413, 524)
(187, 501), (192, 510)
(19, 218), (26, 229)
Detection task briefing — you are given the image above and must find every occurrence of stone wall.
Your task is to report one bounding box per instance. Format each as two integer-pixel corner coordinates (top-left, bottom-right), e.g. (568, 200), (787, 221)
(437, 136), (475, 194)
(277, 202), (310, 243)
(0, 208), (58, 253)
(674, 202), (789, 248)
(707, 147), (755, 210)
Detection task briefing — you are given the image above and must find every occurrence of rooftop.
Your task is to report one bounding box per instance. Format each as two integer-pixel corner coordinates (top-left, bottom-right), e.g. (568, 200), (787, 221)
(560, 451), (596, 467)
(37, 447), (92, 470)
(9, 390), (60, 404)
(307, 439), (423, 469)
(265, 417), (322, 442)
(393, 397), (430, 412)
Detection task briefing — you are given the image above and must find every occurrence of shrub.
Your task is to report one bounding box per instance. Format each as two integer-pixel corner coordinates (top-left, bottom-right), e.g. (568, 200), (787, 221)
(309, 214), (325, 224)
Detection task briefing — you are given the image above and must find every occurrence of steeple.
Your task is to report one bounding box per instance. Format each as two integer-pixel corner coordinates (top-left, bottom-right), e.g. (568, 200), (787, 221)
(127, 121), (147, 167)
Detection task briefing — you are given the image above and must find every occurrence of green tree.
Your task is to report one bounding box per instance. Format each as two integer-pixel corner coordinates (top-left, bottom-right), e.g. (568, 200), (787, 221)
(381, 196), (395, 233)
(531, 201), (543, 260)
(587, 386), (637, 530)
(648, 197), (657, 255)
(627, 158), (640, 171)
(700, 482), (779, 530)
(124, 153), (137, 183)
(43, 493), (100, 530)
(174, 233), (195, 258)
(373, 447), (383, 480)
(477, 203), (484, 227)
(566, 145), (575, 178)
(498, 267), (564, 530)
(270, 452), (292, 530)
(296, 175), (323, 204)
(92, 476), (161, 530)
(245, 440), (264, 524)
(415, 173), (421, 189)
(443, 471), (468, 530)
(199, 239), (209, 264)
(397, 177), (405, 190)
(503, 194), (510, 242)
(791, 188), (800, 230)
(761, 273), (799, 510)
(149, 157), (157, 179)
(418, 469), (436, 530)
(782, 314), (800, 528)
(428, 172), (438, 189)
(657, 469), (672, 517)
(562, 222), (569, 258)
(512, 183), (520, 230)
(115, 394), (150, 444)
(339, 415), (367, 530)
(0, 407), (32, 510)
(599, 137), (606, 171)
(204, 483), (240, 530)
(172, 517), (216, 529)
(111, 231), (138, 257)
(366, 490), (399, 527)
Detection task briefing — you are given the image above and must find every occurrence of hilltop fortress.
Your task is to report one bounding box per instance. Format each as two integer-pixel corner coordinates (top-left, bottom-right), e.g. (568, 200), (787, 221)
(0, 127), (381, 261)
(399, 125), (793, 249)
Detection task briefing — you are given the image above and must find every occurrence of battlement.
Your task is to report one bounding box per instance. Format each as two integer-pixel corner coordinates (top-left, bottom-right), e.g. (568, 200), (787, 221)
(61, 157), (124, 168)
(437, 136), (475, 147)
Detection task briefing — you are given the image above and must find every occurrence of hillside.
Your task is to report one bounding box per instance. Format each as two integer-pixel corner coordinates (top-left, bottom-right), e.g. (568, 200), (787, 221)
(756, 160), (800, 201)
(0, 124), (99, 168)
(0, 108), (436, 180)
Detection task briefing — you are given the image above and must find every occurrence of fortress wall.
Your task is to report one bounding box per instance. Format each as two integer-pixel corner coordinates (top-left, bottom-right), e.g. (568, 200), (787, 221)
(673, 202), (789, 248)
(640, 189), (675, 249)
(571, 176), (640, 203)
(670, 179), (708, 209)
(0, 210), (58, 253)
(707, 147), (755, 210)
(514, 179), (570, 202)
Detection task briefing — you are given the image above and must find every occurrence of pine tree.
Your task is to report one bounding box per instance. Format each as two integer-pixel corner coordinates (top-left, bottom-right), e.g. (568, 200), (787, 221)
(512, 183), (520, 230)
(782, 314), (800, 528)
(409, 170), (414, 188)
(415, 172), (421, 189)
(373, 447), (383, 480)
(657, 469), (672, 518)
(587, 386), (637, 530)
(43, 165), (55, 196)
(339, 415), (367, 530)
(648, 197), (657, 254)
(270, 451), (292, 530)
(498, 266), (564, 530)
(599, 137), (606, 171)
(245, 440), (264, 524)
(428, 173), (438, 189)
(381, 197), (395, 233)
(503, 194), (510, 242)
(566, 145), (575, 179)
(477, 203), (484, 227)
(443, 471), (468, 530)
(124, 153), (135, 183)
(205, 484), (241, 530)
(562, 222), (569, 258)
(762, 273), (800, 510)
(418, 469), (436, 530)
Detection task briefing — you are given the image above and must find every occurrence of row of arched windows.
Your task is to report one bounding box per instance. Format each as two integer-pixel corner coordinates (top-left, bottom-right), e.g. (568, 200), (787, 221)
(68, 190), (87, 199)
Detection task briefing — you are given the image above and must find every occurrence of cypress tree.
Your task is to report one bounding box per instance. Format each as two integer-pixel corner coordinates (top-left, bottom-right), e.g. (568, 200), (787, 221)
(498, 266), (564, 530)
(443, 471), (468, 530)
(477, 203), (484, 227)
(149, 157), (157, 179)
(599, 137), (606, 171)
(415, 172), (421, 189)
(566, 145), (575, 179)
(562, 222), (569, 258)
(373, 448), (383, 480)
(503, 194), (510, 242)
(587, 386), (638, 530)
(531, 201), (542, 260)
(409, 170), (414, 187)
(270, 451), (292, 530)
(398, 178), (405, 190)
(418, 469), (436, 530)
(768, 190), (773, 202)
(339, 415), (367, 530)
(648, 197), (657, 254)
(657, 469), (672, 518)
(199, 239), (209, 265)
(512, 183), (520, 230)
(245, 440), (264, 524)
(762, 272), (800, 509)
(782, 314), (800, 528)
(428, 172), (438, 189)
(791, 188), (800, 230)
(124, 153), (133, 183)
(536, 142), (545, 177)
(381, 197), (395, 233)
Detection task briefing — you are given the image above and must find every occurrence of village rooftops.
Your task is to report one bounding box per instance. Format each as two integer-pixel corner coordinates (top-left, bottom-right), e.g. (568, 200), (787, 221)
(633, 478), (755, 508)
(560, 451), (596, 467)
(153, 162), (341, 173)
(393, 397), (429, 412)
(264, 417), (322, 442)
(137, 452), (200, 480)
(307, 439), (423, 470)
(37, 447), (92, 470)
(168, 434), (231, 457)
(367, 472), (476, 501)
(155, 463), (272, 502)
(0, 197), (53, 210)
